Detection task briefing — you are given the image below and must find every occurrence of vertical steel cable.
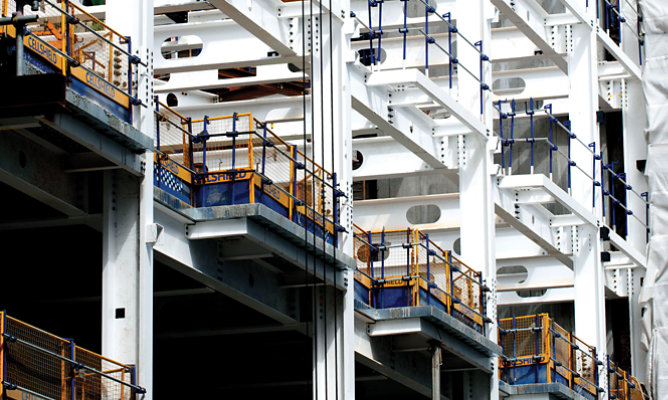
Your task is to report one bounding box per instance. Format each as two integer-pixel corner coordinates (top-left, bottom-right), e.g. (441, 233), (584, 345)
(317, 0), (329, 396)
(309, 0), (319, 396)
(300, 0), (314, 396)
(328, 0), (338, 396)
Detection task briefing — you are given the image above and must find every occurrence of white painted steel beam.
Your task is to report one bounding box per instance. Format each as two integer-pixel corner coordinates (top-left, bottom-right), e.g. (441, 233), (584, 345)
(497, 174), (598, 226)
(596, 29), (641, 81)
(207, 0), (295, 56)
(608, 228), (646, 269)
(366, 68), (488, 138)
(354, 317), (448, 400)
(352, 137), (457, 180)
(350, 67), (446, 169)
(497, 256), (574, 292)
(155, 20), (302, 74)
(154, 0), (215, 14)
(494, 202), (573, 268)
(489, 0), (568, 73)
(155, 65), (303, 93)
(355, 194), (461, 231)
(153, 205), (300, 324)
(497, 286), (575, 304)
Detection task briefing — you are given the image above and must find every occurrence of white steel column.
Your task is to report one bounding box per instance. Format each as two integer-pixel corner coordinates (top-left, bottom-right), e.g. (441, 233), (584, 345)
(339, 10), (355, 400)
(568, 4), (607, 391)
(621, 77), (649, 381)
(105, 0), (155, 397)
(431, 346), (442, 400)
(456, 0), (497, 398)
(310, 3), (354, 398)
(621, 80), (648, 250)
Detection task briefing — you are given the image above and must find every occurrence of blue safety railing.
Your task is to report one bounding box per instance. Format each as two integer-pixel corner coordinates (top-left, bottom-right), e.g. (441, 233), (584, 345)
(352, 3), (490, 115)
(494, 98), (649, 239)
(589, 0), (644, 65)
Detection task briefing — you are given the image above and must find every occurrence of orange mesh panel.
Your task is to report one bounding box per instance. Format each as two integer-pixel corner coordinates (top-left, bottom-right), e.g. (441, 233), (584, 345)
(450, 255), (482, 316)
(552, 321), (571, 382)
(156, 102), (190, 167)
(367, 230), (412, 279)
(73, 347), (135, 400)
(251, 122), (293, 188)
(499, 314), (547, 362)
(65, 2), (131, 90)
(629, 376), (646, 400)
(572, 335), (598, 394)
(190, 114), (253, 173)
(353, 228), (374, 274)
(4, 316), (72, 400)
(608, 360), (626, 400)
(2, 316), (136, 400)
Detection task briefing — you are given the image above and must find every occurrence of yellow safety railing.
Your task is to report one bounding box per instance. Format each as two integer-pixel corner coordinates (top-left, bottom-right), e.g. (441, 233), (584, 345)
(499, 313), (648, 399)
(608, 359), (648, 400)
(0, 312), (144, 400)
(352, 224), (486, 332)
(1, 0), (137, 110)
(153, 104), (341, 238)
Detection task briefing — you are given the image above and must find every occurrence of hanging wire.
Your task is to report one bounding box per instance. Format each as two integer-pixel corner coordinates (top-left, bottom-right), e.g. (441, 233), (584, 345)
(329, 0), (339, 395)
(317, 0), (329, 395)
(309, 0), (319, 394)
(300, 0), (315, 395)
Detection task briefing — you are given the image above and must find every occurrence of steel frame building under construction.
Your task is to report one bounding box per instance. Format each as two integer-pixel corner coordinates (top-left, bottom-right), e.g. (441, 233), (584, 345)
(0, 0), (665, 398)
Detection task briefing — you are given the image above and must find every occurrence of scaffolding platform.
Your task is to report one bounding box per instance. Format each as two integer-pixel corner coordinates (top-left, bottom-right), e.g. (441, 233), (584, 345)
(352, 225), (488, 334)
(155, 198), (355, 290)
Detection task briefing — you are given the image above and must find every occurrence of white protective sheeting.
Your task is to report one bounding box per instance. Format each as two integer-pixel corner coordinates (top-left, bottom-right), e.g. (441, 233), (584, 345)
(640, 1), (668, 33)
(640, 0), (668, 397)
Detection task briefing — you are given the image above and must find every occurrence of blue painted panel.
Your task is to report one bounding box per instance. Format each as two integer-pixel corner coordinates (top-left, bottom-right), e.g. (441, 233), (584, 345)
(418, 288), (447, 312)
(69, 77), (130, 122)
(553, 371), (569, 387)
(380, 287), (411, 308)
(354, 281), (370, 306)
(504, 365), (548, 385)
(154, 165), (190, 203)
(255, 188), (289, 217)
(293, 212), (334, 245)
(24, 51), (57, 74)
(23, 50), (131, 122)
(196, 181), (250, 207)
